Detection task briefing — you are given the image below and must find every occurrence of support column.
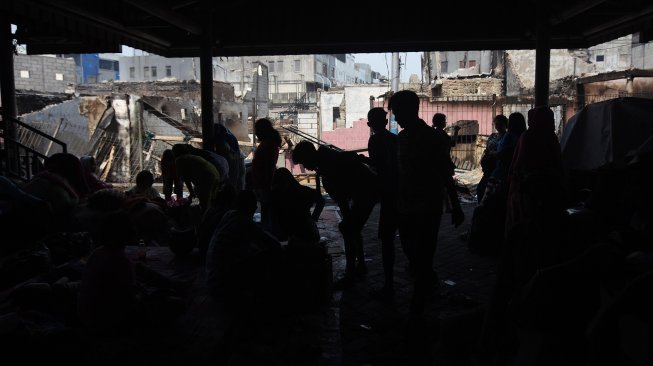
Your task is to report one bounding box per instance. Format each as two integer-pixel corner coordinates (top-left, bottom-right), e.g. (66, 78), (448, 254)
(535, 3), (550, 107)
(200, 2), (214, 150)
(576, 81), (585, 110)
(626, 74), (634, 96)
(0, 18), (17, 139)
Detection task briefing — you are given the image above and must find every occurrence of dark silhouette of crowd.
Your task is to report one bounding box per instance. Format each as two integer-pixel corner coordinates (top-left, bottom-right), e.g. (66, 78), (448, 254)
(1, 93), (650, 366)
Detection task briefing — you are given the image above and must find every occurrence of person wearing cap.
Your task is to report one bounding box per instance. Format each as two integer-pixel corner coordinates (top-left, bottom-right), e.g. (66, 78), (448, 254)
(366, 107), (402, 302)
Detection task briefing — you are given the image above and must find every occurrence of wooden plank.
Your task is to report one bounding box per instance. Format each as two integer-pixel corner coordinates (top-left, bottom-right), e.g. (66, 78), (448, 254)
(99, 145), (115, 181)
(150, 135), (202, 143)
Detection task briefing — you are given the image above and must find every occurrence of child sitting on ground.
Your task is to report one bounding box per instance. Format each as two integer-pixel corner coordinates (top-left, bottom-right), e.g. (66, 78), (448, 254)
(126, 170), (164, 203)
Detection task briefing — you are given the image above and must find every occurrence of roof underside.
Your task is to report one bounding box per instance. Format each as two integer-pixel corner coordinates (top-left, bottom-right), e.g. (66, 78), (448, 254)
(3, 0), (653, 57)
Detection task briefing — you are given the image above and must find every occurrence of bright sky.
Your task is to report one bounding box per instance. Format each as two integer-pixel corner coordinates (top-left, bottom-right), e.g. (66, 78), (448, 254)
(352, 52), (422, 82)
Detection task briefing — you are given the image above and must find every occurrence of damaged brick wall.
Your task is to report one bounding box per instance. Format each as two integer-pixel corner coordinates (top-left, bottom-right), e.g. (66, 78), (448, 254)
(76, 80), (235, 104)
(78, 80), (201, 100)
(439, 78), (503, 97)
(79, 97), (109, 140)
(77, 80), (249, 140)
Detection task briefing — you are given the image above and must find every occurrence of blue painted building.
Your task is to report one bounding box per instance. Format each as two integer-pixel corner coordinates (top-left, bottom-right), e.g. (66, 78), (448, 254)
(65, 54), (119, 83)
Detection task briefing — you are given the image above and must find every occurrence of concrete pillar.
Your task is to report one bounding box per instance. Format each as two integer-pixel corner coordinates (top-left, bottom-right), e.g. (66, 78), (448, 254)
(535, 3), (550, 107)
(626, 75), (634, 96)
(0, 18), (17, 139)
(576, 82), (586, 110)
(200, 2), (214, 150)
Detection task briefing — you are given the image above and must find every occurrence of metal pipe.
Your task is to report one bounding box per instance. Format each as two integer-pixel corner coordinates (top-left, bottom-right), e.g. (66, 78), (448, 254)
(535, 3), (551, 107)
(0, 18), (17, 139)
(200, 1), (214, 150)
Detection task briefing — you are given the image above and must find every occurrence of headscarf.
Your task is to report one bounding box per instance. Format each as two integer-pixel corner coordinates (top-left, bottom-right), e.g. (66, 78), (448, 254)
(44, 153), (90, 198)
(509, 106), (562, 178)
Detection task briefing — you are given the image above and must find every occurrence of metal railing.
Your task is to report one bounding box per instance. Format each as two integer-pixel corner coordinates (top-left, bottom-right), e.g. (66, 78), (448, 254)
(280, 125), (343, 152)
(1, 116), (67, 181)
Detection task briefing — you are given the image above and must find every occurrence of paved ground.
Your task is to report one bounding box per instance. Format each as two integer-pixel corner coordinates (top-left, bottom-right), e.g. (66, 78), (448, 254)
(324, 196), (498, 366)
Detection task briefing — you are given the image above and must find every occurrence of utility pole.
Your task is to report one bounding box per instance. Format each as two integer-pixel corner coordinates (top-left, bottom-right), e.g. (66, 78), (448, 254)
(389, 52), (401, 134)
(391, 52), (400, 93)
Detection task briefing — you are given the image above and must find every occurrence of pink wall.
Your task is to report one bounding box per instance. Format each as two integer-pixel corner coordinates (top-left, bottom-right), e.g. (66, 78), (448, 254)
(321, 119), (371, 153)
(375, 99), (496, 136)
(316, 98), (497, 157)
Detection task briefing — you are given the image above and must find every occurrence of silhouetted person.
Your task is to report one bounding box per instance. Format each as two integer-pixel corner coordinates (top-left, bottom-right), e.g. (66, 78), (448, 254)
(160, 149), (183, 203)
(293, 140), (379, 288)
(80, 155), (113, 193)
(172, 143), (221, 212)
(197, 182), (237, 257)
(389, 90), (464, 317)
(205, 189), (282, 303)
(213, 122), (245, 190)
(23, 152), (86, 231)
(492, 113), (526, 184)
(126, 170), (162, 202)
(190, 144), (230, 181)
(468, 113), (525, 255)
(251, 118), (282, 230)
(270, 168), (329, 308)
(366, 107), (401, 302)
(282, 135), (306, 174)
(269, 167), (324, 244)
(77, 211), (137, 335)
(432, 112), (460, 154)
(505, 106), (564, 235)
(43, 152), (90, 200)
(477, 114), (507, 203)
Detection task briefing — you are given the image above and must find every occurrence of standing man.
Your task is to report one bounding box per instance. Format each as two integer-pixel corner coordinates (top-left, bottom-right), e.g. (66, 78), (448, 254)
(477, 114), (508, 203)
(366, 107), (401, 302)
(292, 141), (379, 288)
(432, 112), (461, 154)
(389, 90), (464, 317)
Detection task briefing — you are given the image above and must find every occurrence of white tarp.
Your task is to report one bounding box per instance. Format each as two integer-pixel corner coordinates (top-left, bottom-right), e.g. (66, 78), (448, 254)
(560, 97), (653, 171)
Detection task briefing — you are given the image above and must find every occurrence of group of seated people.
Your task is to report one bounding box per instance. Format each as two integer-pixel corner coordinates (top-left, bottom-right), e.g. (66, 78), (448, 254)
(0, 124), (329, 339)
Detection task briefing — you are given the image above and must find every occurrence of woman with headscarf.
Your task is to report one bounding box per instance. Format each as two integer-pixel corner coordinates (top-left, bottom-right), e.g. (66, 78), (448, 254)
(468, 113), (526, 255)
(80, 156), (113, 193)
(505, 106), (565, 234)
(492, 113), (528, 184)
(43, 153), (90, 199)
(21, 153), (87, 229)
(214, 123), (245, 190)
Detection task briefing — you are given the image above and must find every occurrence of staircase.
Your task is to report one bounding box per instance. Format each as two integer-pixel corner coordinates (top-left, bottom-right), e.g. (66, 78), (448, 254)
(0, 116), (67, 182)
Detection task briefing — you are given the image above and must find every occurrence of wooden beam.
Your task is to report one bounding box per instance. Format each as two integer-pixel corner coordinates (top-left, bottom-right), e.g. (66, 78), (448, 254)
(576, 69), (653, 84)
(100, 145), (115, 181)
(32, 0), (172, 48)
(149, 135), (202, 143)
(123, 0), (201, 35)
(550, 0), (608, 25)
(582, 4), (653, 38)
